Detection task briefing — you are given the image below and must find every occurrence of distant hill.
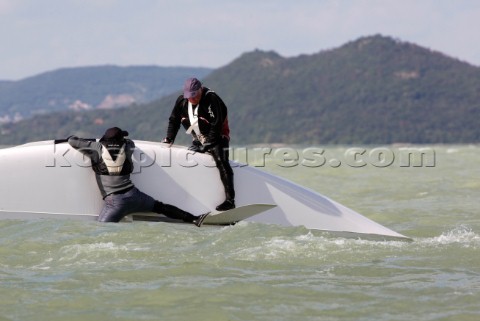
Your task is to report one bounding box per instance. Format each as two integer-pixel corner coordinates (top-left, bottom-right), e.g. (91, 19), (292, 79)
(209, 35), (480, 144)
(1, 35), (480, 145)
(0, 65), (212, 123)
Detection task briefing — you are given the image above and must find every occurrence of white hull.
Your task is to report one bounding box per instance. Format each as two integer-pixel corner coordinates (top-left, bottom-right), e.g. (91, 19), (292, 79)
(0, 140), (409, 240)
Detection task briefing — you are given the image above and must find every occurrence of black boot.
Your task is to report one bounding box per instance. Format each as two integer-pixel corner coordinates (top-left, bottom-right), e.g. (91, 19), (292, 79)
(193, 213), (210, 227)
(216, 199), (235, 211)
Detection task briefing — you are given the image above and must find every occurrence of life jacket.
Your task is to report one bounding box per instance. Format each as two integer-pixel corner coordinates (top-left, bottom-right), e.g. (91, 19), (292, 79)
(101, 144), (126, 174)
(184, 90), (230, 142)
(92, 140), (133, 176)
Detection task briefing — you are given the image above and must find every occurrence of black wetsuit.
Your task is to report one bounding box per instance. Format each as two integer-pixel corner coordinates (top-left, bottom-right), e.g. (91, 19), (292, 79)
(165, 87), (235, 206)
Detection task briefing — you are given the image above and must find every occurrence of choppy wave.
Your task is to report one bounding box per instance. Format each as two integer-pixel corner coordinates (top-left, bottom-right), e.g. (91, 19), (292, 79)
(1, 145), (480, 321)
(419, 226), (480, 247)
(1, 219), (480, 321)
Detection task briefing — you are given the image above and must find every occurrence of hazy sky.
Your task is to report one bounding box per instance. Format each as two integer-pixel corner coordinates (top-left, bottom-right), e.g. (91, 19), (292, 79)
(1, 0), (479, 80)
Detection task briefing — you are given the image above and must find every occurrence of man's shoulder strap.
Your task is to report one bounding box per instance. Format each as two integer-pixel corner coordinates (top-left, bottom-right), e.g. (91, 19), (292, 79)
(100, 143), (127, 175)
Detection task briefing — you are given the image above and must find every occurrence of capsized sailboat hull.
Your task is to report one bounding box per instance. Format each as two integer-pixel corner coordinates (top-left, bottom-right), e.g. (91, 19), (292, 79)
(0, 140), (409, 240)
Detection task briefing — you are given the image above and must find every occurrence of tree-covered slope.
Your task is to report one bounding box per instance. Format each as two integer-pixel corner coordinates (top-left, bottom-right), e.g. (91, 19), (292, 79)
(2, 35), (479, 145)
(0, 65), (212, 122)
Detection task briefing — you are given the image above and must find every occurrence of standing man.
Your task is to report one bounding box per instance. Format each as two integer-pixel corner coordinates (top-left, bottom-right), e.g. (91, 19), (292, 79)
(68, 126), (208, 226)
(162, 78), (235, 211)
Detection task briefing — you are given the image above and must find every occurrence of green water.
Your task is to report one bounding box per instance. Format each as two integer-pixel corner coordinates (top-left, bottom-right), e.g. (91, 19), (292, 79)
(1, 145), (479, 321)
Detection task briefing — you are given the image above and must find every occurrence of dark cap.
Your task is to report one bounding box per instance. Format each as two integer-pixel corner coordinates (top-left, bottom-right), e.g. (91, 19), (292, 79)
(102, 127), (129, 140)
(183, 77), (202, 99)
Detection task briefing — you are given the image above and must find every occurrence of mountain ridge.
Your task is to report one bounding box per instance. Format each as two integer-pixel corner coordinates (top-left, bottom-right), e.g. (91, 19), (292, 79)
(1, 35), (479, 145)
(0, 65), (212, 123)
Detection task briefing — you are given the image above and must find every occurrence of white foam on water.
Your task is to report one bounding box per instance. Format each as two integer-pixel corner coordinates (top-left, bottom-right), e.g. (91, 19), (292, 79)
(419, 226), (480, 248)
